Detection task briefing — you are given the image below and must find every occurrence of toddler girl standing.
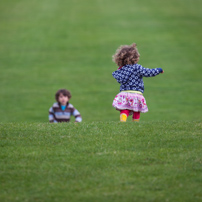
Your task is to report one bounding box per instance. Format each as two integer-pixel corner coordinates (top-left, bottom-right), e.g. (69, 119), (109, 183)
(112, 43), (164, 122)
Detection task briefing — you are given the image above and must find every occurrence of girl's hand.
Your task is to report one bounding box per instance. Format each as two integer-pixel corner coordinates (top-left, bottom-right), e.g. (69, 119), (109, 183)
(157, 68), (164, 74)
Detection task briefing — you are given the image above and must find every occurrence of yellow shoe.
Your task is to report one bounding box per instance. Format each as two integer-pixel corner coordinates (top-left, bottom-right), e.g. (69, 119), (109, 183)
(132, 119), (140, 122)
(120, 113), (127, 122)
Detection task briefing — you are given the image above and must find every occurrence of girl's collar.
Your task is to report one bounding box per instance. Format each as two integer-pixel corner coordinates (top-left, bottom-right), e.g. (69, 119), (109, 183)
(118, 66), (123, 70)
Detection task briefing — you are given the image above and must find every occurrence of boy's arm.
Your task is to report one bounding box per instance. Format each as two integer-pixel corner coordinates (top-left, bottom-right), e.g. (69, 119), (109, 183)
(72, 108), (82, 122)
(139, 65), (163, 77)
(49, 107), (57, 123)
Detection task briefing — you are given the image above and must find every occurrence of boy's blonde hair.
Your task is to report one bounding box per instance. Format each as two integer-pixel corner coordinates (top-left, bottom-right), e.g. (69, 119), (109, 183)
(112, 43), (140, 66)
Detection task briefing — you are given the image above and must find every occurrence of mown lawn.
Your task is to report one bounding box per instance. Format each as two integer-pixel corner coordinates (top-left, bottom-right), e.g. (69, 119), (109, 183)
(0, 121), (202, 201)
(0, 0), (202, 201)
(0, 0), (202, 122)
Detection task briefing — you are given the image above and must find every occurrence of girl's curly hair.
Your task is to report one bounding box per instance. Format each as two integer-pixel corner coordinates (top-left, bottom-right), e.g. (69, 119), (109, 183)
(112, 43), (140, 67)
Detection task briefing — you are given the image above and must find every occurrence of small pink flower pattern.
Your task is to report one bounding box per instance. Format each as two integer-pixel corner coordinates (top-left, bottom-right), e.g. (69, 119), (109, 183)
(112, 92), (148, 113)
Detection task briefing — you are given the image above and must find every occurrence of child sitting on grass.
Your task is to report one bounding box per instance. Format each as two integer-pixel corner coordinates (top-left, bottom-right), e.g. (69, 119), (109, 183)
(112, 43), (164, 122)
(49, 89), (82, 123)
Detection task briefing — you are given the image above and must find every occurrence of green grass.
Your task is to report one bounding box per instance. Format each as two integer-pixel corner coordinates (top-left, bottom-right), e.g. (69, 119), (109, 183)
(0, 0), (202, 122)
(0, 121), (202, 201)
(0, 0), (202, 201)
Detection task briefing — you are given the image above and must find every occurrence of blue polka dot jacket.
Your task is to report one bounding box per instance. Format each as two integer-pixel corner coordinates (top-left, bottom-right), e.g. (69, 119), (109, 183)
(112, 64), (163, 93)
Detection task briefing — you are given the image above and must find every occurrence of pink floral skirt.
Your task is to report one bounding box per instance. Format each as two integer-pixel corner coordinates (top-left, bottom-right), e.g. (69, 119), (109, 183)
(112, 92), (148, 114)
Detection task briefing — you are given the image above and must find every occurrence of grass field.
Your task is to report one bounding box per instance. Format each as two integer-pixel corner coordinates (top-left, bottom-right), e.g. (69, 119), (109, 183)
(1, 121), (202, 201)
(0, 0), (202, 201)
(0, 0), (202, 122)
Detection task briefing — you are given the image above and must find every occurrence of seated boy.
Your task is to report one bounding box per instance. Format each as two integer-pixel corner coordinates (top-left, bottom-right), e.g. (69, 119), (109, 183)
(49, 89), (82, 123)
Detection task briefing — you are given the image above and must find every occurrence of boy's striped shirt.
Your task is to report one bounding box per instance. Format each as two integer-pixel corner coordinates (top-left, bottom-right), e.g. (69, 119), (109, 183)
(49, 102), (82, 123)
